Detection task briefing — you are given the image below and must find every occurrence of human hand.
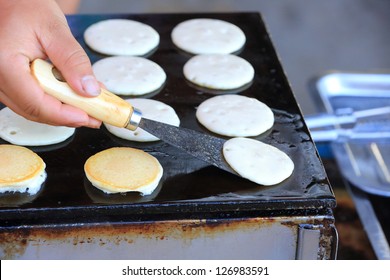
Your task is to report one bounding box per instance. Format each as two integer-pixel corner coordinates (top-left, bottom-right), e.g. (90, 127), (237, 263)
(0, 0), (101, 128)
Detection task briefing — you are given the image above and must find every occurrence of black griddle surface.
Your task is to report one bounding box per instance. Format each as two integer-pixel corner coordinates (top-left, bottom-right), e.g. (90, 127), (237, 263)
(0, 13), (335, 222)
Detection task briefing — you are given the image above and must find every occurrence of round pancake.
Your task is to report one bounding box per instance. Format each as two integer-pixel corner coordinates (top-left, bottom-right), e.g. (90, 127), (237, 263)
(0, 107), (75, 146)
(0, 144), (46, 194)
(183, 54), (254, 90)
(104, 98), (180, 142)
(223, 137), (294, 185)
(84, 19), (159, 56)
(84, 147), (163, 195)
(92, 56), (166, 96)
(196, 95), (274, 137)
(171, 18), (246, 54)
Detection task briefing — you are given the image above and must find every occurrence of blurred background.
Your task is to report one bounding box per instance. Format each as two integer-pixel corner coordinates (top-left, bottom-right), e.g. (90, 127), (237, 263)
(78, 0), (390, 116)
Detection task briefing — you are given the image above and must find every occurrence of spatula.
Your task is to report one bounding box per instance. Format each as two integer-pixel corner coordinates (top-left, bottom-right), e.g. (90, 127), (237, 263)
(31, 59), (236, 175)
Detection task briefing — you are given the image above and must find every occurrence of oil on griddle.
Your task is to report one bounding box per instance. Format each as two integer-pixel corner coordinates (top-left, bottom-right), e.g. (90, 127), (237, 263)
(0, 13), (335, 223)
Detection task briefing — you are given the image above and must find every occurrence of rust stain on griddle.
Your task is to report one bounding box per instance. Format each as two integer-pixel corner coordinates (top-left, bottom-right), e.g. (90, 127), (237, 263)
(0, 216), (292, 259)
(0, 229), (30, 259)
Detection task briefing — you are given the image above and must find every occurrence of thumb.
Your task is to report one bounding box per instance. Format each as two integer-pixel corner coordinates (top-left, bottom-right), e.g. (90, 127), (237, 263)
(41, 18), (100, 97)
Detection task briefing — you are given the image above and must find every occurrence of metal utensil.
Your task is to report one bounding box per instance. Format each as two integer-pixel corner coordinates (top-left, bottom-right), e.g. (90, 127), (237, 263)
(305, 106), (390, 129)
(31, 59), (236, 174)
(306, 107), (390, 142)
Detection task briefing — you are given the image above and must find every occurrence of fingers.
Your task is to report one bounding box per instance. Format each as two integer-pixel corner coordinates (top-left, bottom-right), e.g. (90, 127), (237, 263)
(0, 0), (102, 128)
(38, 13), (101, 97)
(0, 55), (101, 128)
(0, 87), (102, 128)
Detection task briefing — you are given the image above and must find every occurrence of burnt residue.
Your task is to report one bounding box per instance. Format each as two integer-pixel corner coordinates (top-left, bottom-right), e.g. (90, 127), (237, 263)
(0, 208), (339, 260)
(0, 214), (332, 259)
(0, 229), (30, 259)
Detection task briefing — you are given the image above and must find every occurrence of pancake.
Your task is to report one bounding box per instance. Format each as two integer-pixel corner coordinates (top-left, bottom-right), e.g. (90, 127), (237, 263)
(223, 137), (294, 185)
(171, 18), (246, 54)
(84, 147), (163, 195)
(104, 98), (180, 142)
(0, 144), (46, 195)
(196, 95), (274, 137)
(183, 54), (254, 90)
(92, 56), (166, 96)
(84, 19), (159, 56)
(0, 107), (75, 146)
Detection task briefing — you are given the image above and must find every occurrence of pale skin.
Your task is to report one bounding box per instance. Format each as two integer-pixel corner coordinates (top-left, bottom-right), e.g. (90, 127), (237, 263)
(56, 0), (81, 14)
(0, 0), (101, 128)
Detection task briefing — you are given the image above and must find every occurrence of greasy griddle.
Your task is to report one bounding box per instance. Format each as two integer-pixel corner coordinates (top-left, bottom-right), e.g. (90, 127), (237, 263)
(0, 13), (335, 224)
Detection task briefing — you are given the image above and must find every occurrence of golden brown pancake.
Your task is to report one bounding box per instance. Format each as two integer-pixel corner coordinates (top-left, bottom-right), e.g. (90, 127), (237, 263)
(84, 147), (163, 195)
(0, 144), (46, 194)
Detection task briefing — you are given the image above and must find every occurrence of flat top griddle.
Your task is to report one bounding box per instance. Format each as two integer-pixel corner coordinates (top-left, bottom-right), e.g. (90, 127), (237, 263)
(0, 13), (335, 223)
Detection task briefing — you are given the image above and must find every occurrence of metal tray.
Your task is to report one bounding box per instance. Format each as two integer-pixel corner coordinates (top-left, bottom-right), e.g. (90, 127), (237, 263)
(310, 72), (390, 196)
(0, 13), (335, 224)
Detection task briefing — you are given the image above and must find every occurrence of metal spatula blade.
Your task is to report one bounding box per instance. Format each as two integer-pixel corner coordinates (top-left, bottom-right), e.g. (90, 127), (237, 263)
(138, 117), (236, 174)
(31, 58), (237, 175)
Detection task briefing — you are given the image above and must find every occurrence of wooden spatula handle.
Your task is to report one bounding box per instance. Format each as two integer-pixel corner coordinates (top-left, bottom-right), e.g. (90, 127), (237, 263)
(31, 58), (134, 128)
